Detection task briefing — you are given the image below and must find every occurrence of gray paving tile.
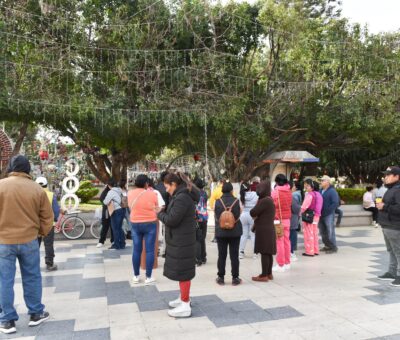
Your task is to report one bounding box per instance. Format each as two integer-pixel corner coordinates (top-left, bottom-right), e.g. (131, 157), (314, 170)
(265, 306), (303, 320)
(192, 294), (224, 307)
(225, 300), (262, 312)
(137, 299), (169, 312)
(133, 286), (160, 302)
(36, 333), (74, 340)
(368, 335), (400, 340)
(36, 320), (75, 335)
(73, 327), (110, 340)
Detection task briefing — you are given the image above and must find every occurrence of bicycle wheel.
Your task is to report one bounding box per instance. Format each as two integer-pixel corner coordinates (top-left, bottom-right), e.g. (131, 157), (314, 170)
(90, 220), (102, 239)
(62, 216), (86, 240)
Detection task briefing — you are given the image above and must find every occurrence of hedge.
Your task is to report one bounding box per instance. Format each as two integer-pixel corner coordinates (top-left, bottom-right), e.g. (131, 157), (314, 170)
(76, 180), (100, 204)
(337, 188), (365, 204)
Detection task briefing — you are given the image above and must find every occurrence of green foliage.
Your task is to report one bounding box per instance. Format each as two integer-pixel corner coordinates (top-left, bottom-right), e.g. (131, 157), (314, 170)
(337, 188), (365, 204)
(76, 180), (100, 204)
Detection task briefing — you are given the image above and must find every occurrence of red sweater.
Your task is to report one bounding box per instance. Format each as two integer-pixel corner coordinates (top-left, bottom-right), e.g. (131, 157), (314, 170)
(271, 184), (292, 220)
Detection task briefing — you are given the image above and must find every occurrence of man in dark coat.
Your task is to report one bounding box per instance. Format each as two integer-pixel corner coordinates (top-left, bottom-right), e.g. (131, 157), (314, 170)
(250, 181), (276, 282)
(97, 182), (113, 248)
(214, 182), (243, 286)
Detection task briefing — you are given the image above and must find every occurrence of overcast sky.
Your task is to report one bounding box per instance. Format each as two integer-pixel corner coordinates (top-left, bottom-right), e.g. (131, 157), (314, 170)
(341, 0), (400, 34)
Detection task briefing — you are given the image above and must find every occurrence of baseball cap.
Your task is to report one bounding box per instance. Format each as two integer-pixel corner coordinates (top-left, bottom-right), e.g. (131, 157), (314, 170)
(382, 166), (400, 176)
(320, 175), (331, 182)
(35, 176), (48, 187)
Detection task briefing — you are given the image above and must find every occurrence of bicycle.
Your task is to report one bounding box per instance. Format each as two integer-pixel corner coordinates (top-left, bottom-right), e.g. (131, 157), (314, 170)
(90, 217), (102, 239)
(55, 211), (87, 240)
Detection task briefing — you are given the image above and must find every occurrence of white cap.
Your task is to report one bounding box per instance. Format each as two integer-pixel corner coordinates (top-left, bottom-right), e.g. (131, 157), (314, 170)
(35, 176), (48, 187)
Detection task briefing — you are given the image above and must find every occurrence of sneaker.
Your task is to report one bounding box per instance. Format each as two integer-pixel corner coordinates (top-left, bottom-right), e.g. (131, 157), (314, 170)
(132, 276), (140, 284)
(390, 277), (400, 287)
(145, 277), (156, 285)
(232, 278), (242, 286)
(29, 311), (50, 327)
(284, 264), (291, 270)
(378, 272), (396, 281)
(46, 264), (58, 272)
(325, 248), (338, 254)
(320, 246), (331, 252)
(216, 276), (225, 285)
(0, 320), (16, 334)
(169, 297), (182, 308)
(168, 301), (191, 318)
(272, 265), (285, 273)
(96, 243), (104, 248)
(291, 253), (298, 261)
(239, 252), (244, 259)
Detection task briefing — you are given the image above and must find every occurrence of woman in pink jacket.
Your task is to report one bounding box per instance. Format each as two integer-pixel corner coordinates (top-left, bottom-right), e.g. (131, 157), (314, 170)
(301, 179), (323, 257)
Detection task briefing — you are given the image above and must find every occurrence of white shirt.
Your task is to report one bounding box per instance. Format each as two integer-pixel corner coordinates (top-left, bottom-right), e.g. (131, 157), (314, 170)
(363, 191), (375, 209)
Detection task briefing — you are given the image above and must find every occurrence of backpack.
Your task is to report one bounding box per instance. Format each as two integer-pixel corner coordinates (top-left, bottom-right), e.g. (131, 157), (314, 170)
(218, 198), (239, 230)
(196, 192), (208, 222)
(121, 193), (129, 209)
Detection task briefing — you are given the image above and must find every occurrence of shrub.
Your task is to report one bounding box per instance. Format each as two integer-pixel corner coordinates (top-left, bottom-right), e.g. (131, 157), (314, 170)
(337, 188), (366, 204)
(76, 180), (99, 204)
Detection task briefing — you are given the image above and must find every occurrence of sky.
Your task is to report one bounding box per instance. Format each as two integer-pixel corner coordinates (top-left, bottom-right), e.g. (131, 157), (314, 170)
(341, 0), (400, 34)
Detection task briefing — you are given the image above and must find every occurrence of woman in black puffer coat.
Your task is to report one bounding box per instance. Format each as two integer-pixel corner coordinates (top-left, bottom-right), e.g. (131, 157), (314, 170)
(157, 172), (199, 318)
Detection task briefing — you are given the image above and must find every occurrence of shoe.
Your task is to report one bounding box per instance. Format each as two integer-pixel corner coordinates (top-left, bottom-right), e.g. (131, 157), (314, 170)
(325, 248), (338, 254)
(302, 253), (314, 257)
(239, 252), (244, 259)
(390, 277), (400, 287)
(320, 246), (331, 252)
(96, 243), (104, 248)
(284, 264), (291, 270)
(108, 246), (116, 250)
(252, 254), (258, 259)
(314, 253), (319, 256)
(132, 276), (140, 284)
(0, 320), (16, 334)
(196, 261), (202, 267)
(272, 265), (285, 272)
(145, 277), (156, 285)
(168, 301), (191, 318)
(29, 311), (50, 327)
(46, 264), (58, 271)
(291, 253), (298, 261)
(378, 272), (396, 281)
(211, 238), (217, 243)
(169, 297), (182, 308)
(216, 276), (225, 285)
(252, 275), (269, 282)
(267, 274), (274, 280)
(202, 258), (207, 264)
(232, 278), (242, 286)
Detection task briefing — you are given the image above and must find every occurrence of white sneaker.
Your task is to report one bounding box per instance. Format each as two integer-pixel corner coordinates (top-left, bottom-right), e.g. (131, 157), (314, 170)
(169, 297), (182, 308)
(284, 264), (291, 270)
(168, 301), (191, 318)
(145, 277), (156, 285)
(291, 253), (298, 262)
(96, 243), (104, 248)
(239, 252), (244, 259)
(272, 265), (285, 272)
(132, 276), (140, 284)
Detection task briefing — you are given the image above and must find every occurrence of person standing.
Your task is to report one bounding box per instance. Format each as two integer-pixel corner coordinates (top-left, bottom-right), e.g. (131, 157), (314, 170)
(319, 175), (340, 254)
(290, 181), (302, 261)
(250, 181), (276, 282)
(0, 155), (54, 334)
(155, 171), (170, 257)
(35, 176), (60, 271)
(376, 166), (400, 286)
(103, 179), (126, 250)
(194, 178), (208, 266)
(210, 179), (224, 243)
(214, 182), (243, 286)
(239, 182), (258, 259)
(271, 174), (292, 272)
(301, 179), (323, 257)
(363, 186), (379, 227)
(97, 181), (114, 248)
(157, 173), (198, 318)
(128, 175), (159, 285)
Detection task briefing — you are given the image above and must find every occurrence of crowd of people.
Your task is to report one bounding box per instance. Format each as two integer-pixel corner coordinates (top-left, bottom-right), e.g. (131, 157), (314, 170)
(1, 154), (400, 334)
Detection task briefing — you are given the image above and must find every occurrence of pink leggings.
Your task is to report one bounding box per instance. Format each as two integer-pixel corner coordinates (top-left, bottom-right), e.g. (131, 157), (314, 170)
(276, 219), (291, 267)
(303, 222), (319, 255)
(179, 281), (191, 302)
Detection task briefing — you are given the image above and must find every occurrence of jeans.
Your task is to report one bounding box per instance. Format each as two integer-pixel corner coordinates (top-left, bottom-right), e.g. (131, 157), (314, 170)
(318, 213), (337, 250)
(217, 237), (240, 279)
(196, 221), (207, 262)
(110, 208), (126, 249)
(239, 212), (255, 254)
(131, 222), (157, 278)
(289, 228), (298, 253)
(38, 227), (55, 265)
(382, 228), (400, 276)
(335, 208), (343, 225)
(0, 239), (45, 322)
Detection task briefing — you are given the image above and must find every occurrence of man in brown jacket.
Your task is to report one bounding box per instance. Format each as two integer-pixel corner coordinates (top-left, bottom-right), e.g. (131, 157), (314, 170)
(0, 155), (54, 334)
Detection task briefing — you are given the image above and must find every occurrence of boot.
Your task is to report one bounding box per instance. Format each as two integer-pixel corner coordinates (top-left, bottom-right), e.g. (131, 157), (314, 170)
(168, 301), (191, 318)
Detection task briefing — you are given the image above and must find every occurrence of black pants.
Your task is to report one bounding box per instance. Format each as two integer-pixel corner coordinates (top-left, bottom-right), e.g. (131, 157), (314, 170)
(38, 227), (55, 266)
(196, 221), (208, 262)
(364, 207), (379, 222)
(261, 254), (273, 276)
(99, 217), (114, 244)
(217, 237), (240, 279)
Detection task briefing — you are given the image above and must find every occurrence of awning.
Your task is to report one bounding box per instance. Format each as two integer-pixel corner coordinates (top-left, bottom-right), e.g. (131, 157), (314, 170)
(263, 151), (319, 164)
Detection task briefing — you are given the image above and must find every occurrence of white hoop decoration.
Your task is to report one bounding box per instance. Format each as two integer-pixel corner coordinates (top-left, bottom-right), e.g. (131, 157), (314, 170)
(65, 159), (80, 177)
(61, 194), (79, 211)
(62, 176), (80, 194)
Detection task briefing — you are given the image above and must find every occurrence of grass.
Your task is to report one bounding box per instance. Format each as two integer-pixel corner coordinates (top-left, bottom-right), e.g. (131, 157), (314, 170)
(79, 200), (102, 212)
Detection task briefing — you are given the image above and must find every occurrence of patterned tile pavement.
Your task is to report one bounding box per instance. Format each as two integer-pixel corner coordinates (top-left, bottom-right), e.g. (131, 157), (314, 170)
(2, 226), (400, 340)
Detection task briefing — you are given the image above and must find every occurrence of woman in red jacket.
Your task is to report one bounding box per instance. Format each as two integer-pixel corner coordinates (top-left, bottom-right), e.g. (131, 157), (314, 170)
(271, 174), (293, 272)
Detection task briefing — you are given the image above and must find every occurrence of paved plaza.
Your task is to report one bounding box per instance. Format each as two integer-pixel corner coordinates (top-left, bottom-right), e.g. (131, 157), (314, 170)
(3, 226), (400, 340)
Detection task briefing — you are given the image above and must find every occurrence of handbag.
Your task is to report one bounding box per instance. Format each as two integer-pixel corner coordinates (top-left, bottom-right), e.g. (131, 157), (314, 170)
(275, 192), (284, 238)
(302, 209), (315, 224)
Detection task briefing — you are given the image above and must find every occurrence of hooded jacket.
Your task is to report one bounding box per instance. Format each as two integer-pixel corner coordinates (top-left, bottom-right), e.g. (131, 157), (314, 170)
(242, 191), (259, 212)
(103, 187), (124, 211)
(0, 156), (53, 244)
